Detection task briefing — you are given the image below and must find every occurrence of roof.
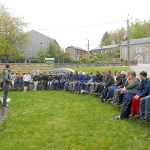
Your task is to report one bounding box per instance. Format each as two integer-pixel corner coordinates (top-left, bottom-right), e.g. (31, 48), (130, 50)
(121, 37), (150, 46)
(45, 58), (55, 60)
(65, 46), (87, 52)
(90, 44), (119, 52)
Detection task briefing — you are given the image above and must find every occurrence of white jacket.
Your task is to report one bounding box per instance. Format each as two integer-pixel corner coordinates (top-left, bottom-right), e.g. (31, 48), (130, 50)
(23, 74), (31, 82)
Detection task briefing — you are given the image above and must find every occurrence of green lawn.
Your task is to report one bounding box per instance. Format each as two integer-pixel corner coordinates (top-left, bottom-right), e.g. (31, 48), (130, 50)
(0, 91), (149, 150)
(73, 66), (129, 73)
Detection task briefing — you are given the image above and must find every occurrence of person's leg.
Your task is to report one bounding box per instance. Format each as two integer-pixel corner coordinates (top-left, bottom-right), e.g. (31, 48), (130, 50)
(33, 81), (36, 91)
(99, 83), (104, 94)
(51, 80), (55, 90)
(145, 96), (150, 118)
(69, 82), (73, 91)
(100, 88), (108, 101)
(140, 97), (146, 118)
(94, 83), (100, 93)
(105, 86), (111, 100)
(106, 85), (116, 100)
(131, 96), (140, 115)
(74, 82), (78, 92)
(120, 93), (134, 119)
(86, 83), (90, 92)
(135, 97), (142, 115)
(20, 80), (23, 90)
(3, 84), (9, 107)
(78, 82), (81, 93)
(113, 89), (119, 103)
(64, 82), (69, 91)
(12, 80), (15, 89)
(24, 86), (27, 92)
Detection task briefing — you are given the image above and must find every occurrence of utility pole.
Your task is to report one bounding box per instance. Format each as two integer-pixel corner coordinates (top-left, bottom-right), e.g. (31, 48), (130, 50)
(87, 39), (90, 59)
(127, 15), (130, 66)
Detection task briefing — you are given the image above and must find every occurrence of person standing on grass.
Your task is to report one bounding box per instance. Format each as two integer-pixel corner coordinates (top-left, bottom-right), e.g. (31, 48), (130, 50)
(23, 72), (31, 92)
(2, 64), (11, 109)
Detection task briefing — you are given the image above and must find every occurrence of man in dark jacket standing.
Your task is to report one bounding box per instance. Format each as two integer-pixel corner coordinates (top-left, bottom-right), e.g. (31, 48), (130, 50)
(2, 64), (11, 109)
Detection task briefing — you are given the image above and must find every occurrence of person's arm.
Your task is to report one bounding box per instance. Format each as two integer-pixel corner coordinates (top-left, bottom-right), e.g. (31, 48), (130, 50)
(126, 79), (139, 90)
(105, 76), (114, 87)
(3, 70), (11, 83)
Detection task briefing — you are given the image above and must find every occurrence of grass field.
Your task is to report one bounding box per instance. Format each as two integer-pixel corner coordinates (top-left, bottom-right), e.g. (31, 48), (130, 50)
(0, 91), (149, 150)
(0, 64), (129, 74)
(72, 66), (129, 73)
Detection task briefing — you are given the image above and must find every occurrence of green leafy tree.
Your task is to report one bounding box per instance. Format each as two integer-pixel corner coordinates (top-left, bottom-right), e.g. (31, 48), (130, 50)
(111, 27), (126, 44)
(37, 42), (72, 63)
(101, 32), (112, 46)
(0, 5), (27, 62)
(130, 19), (150, 39)
(113, 48), (120, 58)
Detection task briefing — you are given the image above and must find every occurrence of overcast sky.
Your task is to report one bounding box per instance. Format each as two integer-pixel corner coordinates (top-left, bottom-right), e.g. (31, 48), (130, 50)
(1, 0), (150, 50)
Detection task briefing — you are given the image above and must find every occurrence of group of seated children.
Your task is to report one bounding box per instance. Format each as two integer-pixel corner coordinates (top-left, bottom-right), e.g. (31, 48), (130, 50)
(6, 69), (150, 123)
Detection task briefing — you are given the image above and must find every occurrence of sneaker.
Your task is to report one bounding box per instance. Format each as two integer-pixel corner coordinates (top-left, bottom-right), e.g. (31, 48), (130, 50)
(144, 117), (150, 123)
(129, 114), (135, 117)
(99, 99), (104, 103)
(116, 115), (121, 120)
(140, 116), (145, 121)
(81, 90), (84, 94)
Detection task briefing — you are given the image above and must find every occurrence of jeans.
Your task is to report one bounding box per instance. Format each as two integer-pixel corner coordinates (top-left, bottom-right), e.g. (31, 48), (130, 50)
(140, 95), (150, 118)
(64, 82), (70, 91)
(33, 81), (38, 91)
(120, 92), (135, 119)
(78, 82), (85, 93)
(106, 85), (117, 100)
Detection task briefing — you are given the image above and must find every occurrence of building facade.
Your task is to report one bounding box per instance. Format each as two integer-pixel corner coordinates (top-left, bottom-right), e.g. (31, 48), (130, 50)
(65, 46), (88, 60)
(120, 37), (150, 64)
(90, 45), (119, 58)
(23, 30), (61, 58)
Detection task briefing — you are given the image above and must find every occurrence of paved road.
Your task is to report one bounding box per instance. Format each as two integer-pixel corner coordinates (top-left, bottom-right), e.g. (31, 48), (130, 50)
(130, 64), (150, 78)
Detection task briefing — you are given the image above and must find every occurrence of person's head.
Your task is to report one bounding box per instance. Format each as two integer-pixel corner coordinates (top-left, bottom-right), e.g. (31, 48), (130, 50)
(96, 71), (100, 75)
(127, 71), (131, 77)
(11, 70), (15, 74)
(106, 70), (111, 75)
(75, 71), (78, 74)
(130, 71), (136, 80)
(79, 71), (82, 75)
(139, 71), (147, 80)
(5, 64), (10, 69)
(116, 71), (121, 76)
(114, 71), (118, 76)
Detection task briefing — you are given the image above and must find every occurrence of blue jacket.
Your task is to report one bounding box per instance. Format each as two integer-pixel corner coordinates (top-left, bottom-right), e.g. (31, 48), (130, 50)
(136, 78), (149, 97)
(79, 74), (85, 83)
(148, 80), (150, 95)
(92, 75), (96, 82)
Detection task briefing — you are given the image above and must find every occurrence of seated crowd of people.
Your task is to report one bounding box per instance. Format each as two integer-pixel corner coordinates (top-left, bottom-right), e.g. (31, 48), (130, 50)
(1, 68), (150, 123)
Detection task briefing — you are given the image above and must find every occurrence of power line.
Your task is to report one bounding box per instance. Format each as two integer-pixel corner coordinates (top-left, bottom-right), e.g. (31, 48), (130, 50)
(32, 19), (127, 31)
